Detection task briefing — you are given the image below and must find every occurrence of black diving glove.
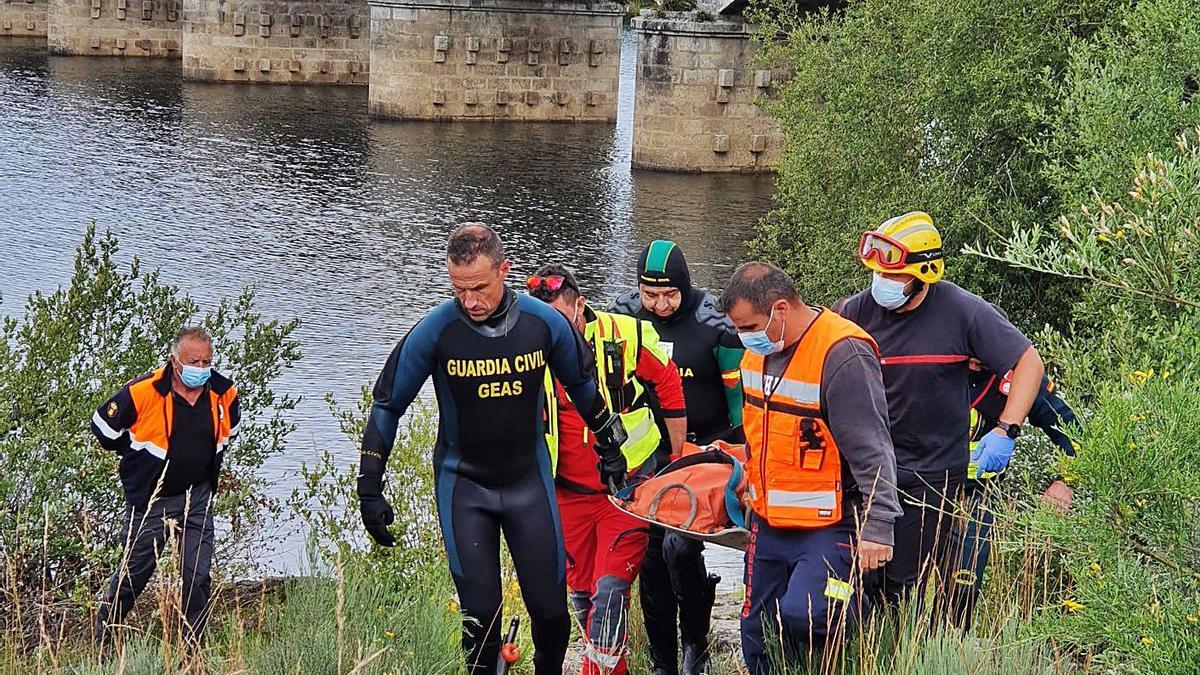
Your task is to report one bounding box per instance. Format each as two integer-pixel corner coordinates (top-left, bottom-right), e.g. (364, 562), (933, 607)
(594, 414), (629, 494)
(356, 474), (396, 547)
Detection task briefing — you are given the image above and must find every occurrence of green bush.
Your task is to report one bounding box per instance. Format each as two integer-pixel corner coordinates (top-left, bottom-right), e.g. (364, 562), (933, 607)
(288, 390), (442, 568)
(1028, 377), (1200, 674)
(746, 0), (1128, 328)
(1036, 0), (1200, 209)
(970, 119), (1200, 675)
(0, 227), (300, 637)
(968, 128), (1200, 386)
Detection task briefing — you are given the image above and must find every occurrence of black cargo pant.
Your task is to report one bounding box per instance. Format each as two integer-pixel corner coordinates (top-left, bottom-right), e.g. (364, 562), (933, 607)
(95, 482), (215, 645)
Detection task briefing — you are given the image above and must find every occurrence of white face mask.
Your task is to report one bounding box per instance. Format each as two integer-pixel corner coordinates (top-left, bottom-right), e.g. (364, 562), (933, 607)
(870, 273), (911, 310)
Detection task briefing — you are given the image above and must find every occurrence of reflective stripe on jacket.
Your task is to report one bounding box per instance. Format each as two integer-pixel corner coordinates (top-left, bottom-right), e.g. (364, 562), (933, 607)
(91, 362), (240, 506)
(741, 310), (877, 529)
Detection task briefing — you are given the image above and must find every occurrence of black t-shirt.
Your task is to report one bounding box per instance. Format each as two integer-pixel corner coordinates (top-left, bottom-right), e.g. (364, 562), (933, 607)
(161, 391), (216, 497)
(838, 282), (1031, 480)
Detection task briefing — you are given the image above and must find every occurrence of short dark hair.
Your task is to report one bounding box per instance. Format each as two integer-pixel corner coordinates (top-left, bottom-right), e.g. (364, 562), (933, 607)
(719, 262), (801, 314)
(171, 326), (212, 355)
(529, 263), (581, 303)
(447, 223), (505, 266)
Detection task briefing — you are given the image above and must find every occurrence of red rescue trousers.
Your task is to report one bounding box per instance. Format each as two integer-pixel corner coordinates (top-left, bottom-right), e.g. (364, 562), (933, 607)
(557, 488), (650, 675)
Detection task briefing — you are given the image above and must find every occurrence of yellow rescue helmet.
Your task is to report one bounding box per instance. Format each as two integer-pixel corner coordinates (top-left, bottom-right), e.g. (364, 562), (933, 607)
(858, 211), (945, 284)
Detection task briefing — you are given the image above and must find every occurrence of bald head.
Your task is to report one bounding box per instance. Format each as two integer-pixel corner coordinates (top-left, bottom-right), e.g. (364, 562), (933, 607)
(719, 262), (801, 315)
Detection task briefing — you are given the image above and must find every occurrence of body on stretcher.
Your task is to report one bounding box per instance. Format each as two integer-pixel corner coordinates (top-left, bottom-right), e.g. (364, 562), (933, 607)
(609, 441), (752, 551)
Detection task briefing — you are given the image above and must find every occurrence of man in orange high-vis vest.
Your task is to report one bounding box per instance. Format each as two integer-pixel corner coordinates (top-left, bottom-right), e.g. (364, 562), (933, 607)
(719, 263), (901, 674)
(90, 327), (240, 651)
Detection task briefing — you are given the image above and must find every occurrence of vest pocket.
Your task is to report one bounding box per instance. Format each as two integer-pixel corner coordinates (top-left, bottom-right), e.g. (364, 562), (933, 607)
(766, 413), (800, 467)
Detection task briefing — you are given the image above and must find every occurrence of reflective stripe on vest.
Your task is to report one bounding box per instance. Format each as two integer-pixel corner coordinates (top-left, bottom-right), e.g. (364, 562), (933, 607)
(545, 310), (662, 474)
(767, 489), (839, 510)
(741, 309), (878, 529)
(741, 370), (820, 406)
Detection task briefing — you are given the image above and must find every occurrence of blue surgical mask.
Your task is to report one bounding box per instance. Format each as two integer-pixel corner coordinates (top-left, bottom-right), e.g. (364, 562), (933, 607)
(176, 359), (212, 389)
(871, 273), (911, 310)
(739, 310), (785, 356)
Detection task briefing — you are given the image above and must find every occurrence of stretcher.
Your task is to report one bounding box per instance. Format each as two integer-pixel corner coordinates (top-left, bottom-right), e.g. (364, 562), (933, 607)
(609, 443), (752, 551)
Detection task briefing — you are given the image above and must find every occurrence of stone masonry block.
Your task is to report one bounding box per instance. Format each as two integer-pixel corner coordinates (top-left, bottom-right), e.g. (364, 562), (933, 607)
(116, 37), (126, 48)
(167, 1), (177, 21)
(718, 69), (735, 88)
(259, 12), (270, 37)
(288, 59), (301, 72)
(433, 34), (448, 51)
(432, 89), (445, 105)
(558, 37), (571, 66)
(90, 36), (101, 48)
(319, 14), (330, 38)
(290, 14), (300, 37)
(349, 14), (360, 39)
(713, 134), (729, 153)
(554, 91), (569, 106)
(527, 39), (540, 66)
(234, 57), (245, 71)
(258, 57), (270, 71)
(496, 90), (509, 105)
(716, 88), (730, 103)
(524, 90), (538, 105)
(466, 36), (479, 51)
(751, 134), (767, 153)
(233, 12), (245, 36)
(497, 37), (510, 63)
(464, 89), (478, 105)
(754, 69), (771, 89)
(141, 0), (151, 20)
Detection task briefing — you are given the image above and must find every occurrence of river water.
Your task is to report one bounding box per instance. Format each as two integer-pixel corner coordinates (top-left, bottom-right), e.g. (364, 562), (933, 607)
(0, 31), (773, 588)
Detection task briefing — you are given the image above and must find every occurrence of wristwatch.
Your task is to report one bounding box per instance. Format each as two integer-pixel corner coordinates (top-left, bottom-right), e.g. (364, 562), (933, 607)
(996, 421), (1023, 439)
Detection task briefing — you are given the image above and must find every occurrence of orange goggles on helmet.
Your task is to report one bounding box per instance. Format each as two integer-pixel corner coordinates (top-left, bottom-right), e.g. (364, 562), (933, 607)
(858, 231), (942, 269)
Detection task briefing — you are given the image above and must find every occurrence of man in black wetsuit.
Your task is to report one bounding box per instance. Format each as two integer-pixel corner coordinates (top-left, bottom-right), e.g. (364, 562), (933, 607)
(609, 240), (744, 675)
(357, 224), (628, 675)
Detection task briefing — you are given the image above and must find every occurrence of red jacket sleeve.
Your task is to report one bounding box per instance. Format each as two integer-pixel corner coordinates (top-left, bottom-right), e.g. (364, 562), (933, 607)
(636, 347), (687, 418)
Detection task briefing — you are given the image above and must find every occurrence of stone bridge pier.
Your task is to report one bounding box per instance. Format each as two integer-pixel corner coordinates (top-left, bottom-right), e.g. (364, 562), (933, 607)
(1, 0), (48, 37)
(181, 0), (370, 84)
(631, 10), (781, 172)
(366, 0), (623, 121)
(47, 0), (181, 56)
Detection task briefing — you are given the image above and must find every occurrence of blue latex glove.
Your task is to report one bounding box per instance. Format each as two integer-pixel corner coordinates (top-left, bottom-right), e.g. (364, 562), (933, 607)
(970, 431), (1015, 479)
